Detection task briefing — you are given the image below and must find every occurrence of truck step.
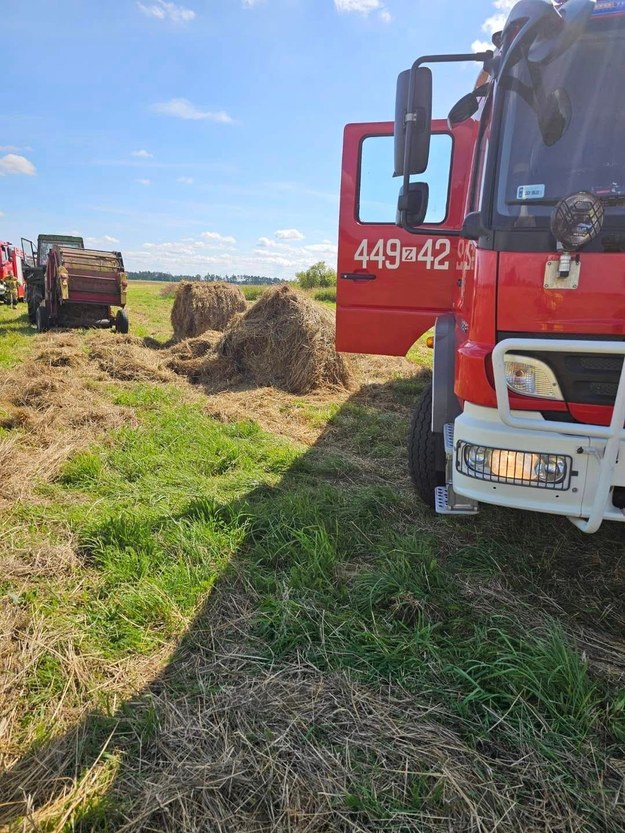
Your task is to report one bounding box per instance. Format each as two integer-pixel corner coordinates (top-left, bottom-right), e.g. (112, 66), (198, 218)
(435, 486), (479, 516)
(443, 423), (455, 456)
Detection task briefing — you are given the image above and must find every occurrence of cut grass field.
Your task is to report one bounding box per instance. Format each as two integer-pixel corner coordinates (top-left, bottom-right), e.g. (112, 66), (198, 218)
(0, 283), (624, 832)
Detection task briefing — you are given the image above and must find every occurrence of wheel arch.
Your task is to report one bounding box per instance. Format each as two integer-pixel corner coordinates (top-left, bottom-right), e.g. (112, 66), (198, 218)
(431, 314), (461, 433)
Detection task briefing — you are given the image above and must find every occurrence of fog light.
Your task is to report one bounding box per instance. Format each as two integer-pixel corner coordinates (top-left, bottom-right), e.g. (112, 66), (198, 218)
(457, 442), (572, 490)
(465, 446), (490, 470)
(551, 191), (604, 251)
(490, 450), (539, 481)
(535, 455), (567, 484)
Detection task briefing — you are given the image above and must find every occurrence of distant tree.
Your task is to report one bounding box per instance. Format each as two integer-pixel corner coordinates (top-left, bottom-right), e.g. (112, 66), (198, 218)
(128, 270), (283, 284)
(295, 261), (337, 289)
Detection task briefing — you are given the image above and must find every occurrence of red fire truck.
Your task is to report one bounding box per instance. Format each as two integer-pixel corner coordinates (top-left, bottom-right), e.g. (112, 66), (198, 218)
(0, 241), (25, 304)
(336, 0), (625, 533)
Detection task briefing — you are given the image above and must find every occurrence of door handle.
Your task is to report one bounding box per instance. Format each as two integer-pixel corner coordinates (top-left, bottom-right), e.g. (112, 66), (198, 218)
(340, 272), (376, 282)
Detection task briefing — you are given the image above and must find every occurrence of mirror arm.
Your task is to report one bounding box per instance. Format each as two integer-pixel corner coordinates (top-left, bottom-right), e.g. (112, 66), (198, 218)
(401, 51), (493, 228)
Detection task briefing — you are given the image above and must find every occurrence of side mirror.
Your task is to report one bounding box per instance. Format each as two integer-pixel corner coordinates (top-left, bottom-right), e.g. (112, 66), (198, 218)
(529, 0), (595, 65)
(448, 92), (480, 127)
(397, 182), (430, 230)
(539, 87), (572, 146)
(394, 67), (432, 177)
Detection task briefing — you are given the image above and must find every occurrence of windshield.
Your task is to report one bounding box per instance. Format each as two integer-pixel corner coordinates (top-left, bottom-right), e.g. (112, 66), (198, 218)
(495, 22), (625, 228)
(38, 238), (83, 265)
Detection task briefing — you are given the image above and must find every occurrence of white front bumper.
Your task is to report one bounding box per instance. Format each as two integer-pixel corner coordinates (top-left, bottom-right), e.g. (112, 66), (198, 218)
(452, 338), (625, 533)
(454, 403), (625, 528)
(453, 403), (612, 519)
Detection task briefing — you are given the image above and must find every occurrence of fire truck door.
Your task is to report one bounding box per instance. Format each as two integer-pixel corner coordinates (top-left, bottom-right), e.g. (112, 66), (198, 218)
(336, 119), (476, 356)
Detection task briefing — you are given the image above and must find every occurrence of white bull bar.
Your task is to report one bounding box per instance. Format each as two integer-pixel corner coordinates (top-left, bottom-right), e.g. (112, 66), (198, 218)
(491, 338), (625, 534)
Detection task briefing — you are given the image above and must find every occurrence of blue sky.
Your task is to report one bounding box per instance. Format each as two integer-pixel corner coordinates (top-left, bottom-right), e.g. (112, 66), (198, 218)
(1, 0), (513, 278)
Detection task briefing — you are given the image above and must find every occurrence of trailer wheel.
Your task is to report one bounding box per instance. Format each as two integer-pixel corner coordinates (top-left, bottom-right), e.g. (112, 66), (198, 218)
(28, 288), (43, 324)
(36, 304), (50, 333)
(115, 309), (129, 334)
(408, 383), (446, 509)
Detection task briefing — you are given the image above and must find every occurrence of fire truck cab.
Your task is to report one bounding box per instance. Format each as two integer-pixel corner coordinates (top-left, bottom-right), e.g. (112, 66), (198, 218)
(0, 242), (25, 304)
(336, 0), (625, 533)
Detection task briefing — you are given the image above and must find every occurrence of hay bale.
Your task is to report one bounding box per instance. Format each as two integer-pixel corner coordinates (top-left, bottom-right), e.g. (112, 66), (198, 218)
(218, 285), (352, 394)
(171, 282), (247, 341)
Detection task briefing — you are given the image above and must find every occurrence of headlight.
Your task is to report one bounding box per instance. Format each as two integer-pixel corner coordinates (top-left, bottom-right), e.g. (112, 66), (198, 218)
(504, 354), (564, 400)
(459, 442), (571, 490)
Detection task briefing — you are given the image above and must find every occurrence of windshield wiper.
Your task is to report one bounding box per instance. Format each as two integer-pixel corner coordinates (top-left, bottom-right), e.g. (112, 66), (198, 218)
(508, 195), (625, 207)
(506, 198), (558, 206)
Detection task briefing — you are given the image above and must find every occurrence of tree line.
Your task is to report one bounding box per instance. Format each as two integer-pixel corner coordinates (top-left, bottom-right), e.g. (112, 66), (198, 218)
(128, 262), (337, 289)
(127, 271), (283, 285)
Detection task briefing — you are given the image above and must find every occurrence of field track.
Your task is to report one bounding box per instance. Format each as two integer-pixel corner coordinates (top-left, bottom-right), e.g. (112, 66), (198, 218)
(0, 283), (624, 832)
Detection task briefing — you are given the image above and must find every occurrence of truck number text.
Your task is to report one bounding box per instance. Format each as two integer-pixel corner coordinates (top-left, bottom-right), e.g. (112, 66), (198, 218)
(354, 238), (451, 271)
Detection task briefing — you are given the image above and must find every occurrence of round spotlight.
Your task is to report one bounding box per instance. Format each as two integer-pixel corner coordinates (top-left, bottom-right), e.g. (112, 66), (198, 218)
(551, 191), (604, 250)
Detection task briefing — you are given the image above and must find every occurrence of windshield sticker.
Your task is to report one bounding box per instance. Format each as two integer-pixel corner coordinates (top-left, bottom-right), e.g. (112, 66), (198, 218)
(594, 1), (625, 17)
(517, 184), (545, 201)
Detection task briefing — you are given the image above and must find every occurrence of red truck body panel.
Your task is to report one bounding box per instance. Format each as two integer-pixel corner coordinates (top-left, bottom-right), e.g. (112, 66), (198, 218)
(497, 252), (625, 336)
(336, 119), (479, 356)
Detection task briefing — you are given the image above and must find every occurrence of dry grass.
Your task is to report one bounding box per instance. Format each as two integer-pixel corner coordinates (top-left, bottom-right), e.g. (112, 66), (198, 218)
(171, 282), (247, 341)
(0, 333), (135, 508)
(87, 335), (175, 383)
(218, 285), (352, 393)
(2, 302), (623, 833)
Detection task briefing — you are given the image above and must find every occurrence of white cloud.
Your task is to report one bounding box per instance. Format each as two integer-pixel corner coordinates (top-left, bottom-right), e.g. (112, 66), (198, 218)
(136, 178), (152, 186)
(275, 228), (304, 240)
(151, 98), (233, 123)
(0, 154), (36, 176)
(132, 149), (154, 158)
(482, 13), (507, 35)
(473, 0), (514, 52)
(86, 235), (121, 245)
(334, 1), (392, 25)
(201, 231), (237, 245)
(334, 0), (381, 13)
(303, 240), (338, 257)
(125, 230), (338, 280)
(137, 1), (196, 23)
(472, 39), (492, 53)
(242, 0), (262, 6)
(177, 176), (194, 184)
(0, 144), (32, 152)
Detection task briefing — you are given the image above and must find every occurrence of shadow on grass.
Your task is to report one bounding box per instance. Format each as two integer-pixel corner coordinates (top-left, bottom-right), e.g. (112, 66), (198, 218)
(1, 373), (625, 831)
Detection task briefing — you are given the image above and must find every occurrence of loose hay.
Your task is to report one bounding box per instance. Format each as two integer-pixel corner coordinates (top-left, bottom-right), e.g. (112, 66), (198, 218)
(87, 337), (174, 383)
(171, 282), (247, 341)
(218, 285), (352, 394)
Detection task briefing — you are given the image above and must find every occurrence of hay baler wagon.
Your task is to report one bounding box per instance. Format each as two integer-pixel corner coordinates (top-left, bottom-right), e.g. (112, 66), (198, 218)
(22, 235), (129, 333)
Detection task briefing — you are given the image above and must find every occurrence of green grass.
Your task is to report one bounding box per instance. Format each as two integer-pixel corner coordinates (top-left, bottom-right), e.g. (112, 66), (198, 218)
(2, 310), (625, 830)
(240, 284), (270, 301)
(0, 301), (35, 366)
(313, 287), (337, 303)
(124, 281), (175, 341)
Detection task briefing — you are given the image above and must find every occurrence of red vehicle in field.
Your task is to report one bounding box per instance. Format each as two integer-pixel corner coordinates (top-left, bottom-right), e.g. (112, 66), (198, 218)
(0, 241), (25, 304)
(337, 0), (625, 533)
(21, 234), (129, 333)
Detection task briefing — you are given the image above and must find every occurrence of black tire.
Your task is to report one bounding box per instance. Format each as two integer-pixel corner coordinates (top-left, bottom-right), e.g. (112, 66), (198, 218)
(115, 309), (129, 334)
(36, 304), (50, 333)
(408, 383), (446, 509)
(28, 288), (43, 324)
